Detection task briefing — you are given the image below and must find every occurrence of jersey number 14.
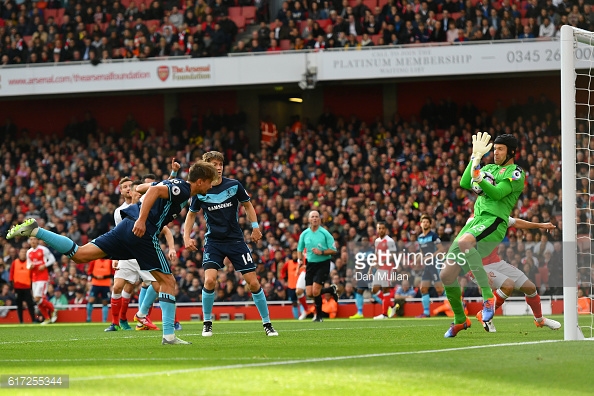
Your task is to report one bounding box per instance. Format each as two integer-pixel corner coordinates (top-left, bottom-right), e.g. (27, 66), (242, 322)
(241, 253), (254, 265)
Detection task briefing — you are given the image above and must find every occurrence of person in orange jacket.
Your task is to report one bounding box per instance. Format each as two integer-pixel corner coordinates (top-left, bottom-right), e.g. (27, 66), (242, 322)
(304, 291), (338, 319)
(8, 248), (36, 323)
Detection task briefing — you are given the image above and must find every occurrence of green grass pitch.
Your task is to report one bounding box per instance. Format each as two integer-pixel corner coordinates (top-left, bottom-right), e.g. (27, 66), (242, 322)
(1, 316), (593, 396)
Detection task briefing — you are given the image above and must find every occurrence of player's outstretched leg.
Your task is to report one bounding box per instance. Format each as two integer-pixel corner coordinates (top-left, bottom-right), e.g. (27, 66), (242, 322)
(6, 218), (39, 239)
(7, 219), (79, 258)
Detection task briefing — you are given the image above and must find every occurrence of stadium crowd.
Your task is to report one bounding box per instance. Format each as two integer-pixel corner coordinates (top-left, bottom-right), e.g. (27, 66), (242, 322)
(0, 0), (592, 64)
(1, 91), (591, 320)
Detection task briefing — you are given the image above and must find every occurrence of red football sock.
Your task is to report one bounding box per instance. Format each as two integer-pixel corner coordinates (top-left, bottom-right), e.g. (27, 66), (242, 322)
(495, 289), (507, 309)
(45, 299), (54, 315)
(111, 297), (122, 325)
(525, 293), (542, 319)
(298, 294), (308, 311)
(120, 298), (130, 321)
(37, 300), (49, 319)
(382, 290), (395, 315)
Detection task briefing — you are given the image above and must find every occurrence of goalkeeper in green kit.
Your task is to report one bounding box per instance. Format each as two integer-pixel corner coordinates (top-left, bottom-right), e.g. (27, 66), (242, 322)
(440, 132), (525, 338)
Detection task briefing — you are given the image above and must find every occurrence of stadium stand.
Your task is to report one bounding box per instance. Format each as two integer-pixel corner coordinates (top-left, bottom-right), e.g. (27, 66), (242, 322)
(0, 0), (592, 64)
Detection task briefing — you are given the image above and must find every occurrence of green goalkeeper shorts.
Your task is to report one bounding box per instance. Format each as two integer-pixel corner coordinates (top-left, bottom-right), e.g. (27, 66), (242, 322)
(447, 214), (508, 271)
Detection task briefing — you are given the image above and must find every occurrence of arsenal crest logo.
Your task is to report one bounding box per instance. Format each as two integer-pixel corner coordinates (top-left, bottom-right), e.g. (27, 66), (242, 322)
(157, 66), (169, 82)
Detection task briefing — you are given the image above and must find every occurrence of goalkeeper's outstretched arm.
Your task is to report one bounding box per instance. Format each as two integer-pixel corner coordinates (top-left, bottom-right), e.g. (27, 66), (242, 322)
(478, 178), (513, 201)
(460, 161), (474, 190)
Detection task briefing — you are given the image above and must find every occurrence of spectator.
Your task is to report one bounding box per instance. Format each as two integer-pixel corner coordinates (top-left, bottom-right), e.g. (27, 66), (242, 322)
(50, 287), (69, 311)
(539, 16), (556, 37)
(231, 284), (250, 302)
(169, 6), (184, 29)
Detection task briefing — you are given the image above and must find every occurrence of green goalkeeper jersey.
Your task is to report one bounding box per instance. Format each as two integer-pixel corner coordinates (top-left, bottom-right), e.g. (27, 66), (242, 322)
(473, 163), (525, 221)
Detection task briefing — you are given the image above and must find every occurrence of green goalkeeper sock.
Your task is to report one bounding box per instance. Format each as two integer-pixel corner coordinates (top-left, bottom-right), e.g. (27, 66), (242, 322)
(444, 280), (467, 325)
(465, 247), (494, 299)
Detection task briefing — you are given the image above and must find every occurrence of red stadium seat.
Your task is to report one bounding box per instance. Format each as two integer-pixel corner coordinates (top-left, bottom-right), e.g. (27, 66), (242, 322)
(120, 0), (132, 7)
(230, 15), (246, 31)
(298, 20), (306, 35)
(145, 19), (161, 31)
(23, 35), (33, 48)
(44, 9), (57, 22)
(0, 19), (4, 27)
(55, 8), (65, 24)
(371, 34), (380, 45)
(316, 19), (332, 30)
(229, 7), (242, 18)
(539, 266), (549, 285)
(242, 6), (256, 23)
(79, 223), (90, 233)
(279, 39), (291, 50)
(377, 0), (389, 9)
(364, 0), (376, 11)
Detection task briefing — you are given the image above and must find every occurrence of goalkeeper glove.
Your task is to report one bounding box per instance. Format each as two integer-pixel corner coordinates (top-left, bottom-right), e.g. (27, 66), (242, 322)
(472, 171), (485, 184)
(471, 132), (493, 177)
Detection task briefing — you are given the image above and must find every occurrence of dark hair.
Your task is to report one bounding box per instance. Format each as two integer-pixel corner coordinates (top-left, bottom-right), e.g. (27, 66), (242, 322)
(142, 173), (157, 182)
(188, 160), (217, 183)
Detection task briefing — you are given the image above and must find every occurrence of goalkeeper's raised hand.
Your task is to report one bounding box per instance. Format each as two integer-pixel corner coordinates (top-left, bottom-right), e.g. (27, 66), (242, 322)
(472, 132), (493, 160)
(471, 132), (493, 177)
